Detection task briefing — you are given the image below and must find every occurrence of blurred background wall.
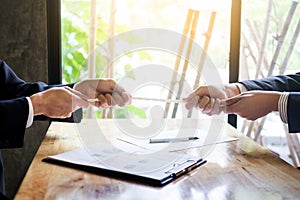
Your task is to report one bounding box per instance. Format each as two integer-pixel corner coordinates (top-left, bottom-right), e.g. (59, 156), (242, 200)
(0, 0), (50, 198)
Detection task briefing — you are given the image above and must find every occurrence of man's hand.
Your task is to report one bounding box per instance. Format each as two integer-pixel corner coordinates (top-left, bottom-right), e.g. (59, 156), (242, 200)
(74, 78), (131, 109)
(223, 91), (281, 120)
(183, 84), (240, 115)
(30, 87), (89, 118)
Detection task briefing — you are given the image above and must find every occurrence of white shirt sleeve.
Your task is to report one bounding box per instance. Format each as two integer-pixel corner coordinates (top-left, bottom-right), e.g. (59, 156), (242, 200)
(25, 97), (34, 128)
(278, 92), (289, 124)
(235, 83), (248, 93)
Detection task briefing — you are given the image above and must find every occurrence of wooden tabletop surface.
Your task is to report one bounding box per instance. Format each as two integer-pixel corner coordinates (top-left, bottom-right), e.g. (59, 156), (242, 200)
(15, 119), (300, 200)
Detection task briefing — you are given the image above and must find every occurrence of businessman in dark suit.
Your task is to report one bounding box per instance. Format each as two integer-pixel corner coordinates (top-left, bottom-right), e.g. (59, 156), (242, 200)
(0, 60), (131, 196)
(184, 73), (300, 133)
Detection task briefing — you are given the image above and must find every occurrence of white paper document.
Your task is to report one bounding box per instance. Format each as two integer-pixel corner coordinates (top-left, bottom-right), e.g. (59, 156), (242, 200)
(44, 142), (207, 186)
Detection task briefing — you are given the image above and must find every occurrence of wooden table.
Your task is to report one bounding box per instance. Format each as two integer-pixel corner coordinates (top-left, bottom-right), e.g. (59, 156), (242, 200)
(15, 119), (300, 199)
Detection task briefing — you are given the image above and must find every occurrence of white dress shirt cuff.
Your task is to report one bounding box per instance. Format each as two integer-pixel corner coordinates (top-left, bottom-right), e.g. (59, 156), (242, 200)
(278, 92), (289, 124)
(235, 83), (248, 93)
(25, 97), (34, 128)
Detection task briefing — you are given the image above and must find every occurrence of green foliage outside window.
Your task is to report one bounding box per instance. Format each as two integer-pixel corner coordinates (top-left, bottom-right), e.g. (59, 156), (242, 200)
(61, 0), (148, 119)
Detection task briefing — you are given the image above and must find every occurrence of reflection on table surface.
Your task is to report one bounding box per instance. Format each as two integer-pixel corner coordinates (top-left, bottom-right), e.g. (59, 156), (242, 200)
(15, 119), (300, 200)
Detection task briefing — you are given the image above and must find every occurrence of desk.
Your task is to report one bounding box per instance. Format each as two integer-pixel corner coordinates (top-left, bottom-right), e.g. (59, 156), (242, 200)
(15, 119), (300, 199)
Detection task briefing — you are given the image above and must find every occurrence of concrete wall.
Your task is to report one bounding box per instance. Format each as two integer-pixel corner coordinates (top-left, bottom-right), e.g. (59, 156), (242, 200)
(0, 0), (50, 198)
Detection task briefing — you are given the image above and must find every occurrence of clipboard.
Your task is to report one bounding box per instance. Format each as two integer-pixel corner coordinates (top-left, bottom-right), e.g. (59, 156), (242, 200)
(43, 145), (206, 186)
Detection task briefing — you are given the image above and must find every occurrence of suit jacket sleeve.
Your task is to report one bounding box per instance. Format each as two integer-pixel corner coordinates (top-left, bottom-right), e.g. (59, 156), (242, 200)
(240, 73), (300, 133)
(0, 60), (79, 148)
(0, 60), (50, 148)
(0, 98), (29, 148)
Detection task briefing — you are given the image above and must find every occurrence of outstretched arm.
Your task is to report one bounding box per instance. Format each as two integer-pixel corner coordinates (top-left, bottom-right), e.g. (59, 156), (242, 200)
(223, 91), (281, 120)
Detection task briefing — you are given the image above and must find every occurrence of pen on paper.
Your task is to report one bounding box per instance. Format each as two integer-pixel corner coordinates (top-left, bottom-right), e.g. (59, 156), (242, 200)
(88, 97), (184, 103)
(149, 137), (199, 144)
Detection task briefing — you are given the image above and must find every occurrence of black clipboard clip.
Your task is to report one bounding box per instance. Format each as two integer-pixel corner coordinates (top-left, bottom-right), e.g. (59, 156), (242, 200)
(164, 158), (207, 177)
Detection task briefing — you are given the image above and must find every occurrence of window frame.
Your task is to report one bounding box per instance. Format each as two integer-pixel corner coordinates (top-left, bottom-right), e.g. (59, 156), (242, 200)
(47, 0), (62, 84)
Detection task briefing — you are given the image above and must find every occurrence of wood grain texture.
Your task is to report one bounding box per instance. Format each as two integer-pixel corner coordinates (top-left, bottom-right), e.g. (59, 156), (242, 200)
(15, 119), (300, 200)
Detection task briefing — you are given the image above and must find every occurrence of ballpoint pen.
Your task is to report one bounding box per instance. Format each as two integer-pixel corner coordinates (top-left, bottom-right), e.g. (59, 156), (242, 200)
(87, 98), (101, 103)
(149, 137), (199, 144)
(88, 97), (185, 103)
(132, 97), (184, 103)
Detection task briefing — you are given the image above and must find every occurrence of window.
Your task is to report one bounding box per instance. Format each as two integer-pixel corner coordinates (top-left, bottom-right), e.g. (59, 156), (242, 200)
(59, 0), (234, 119)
